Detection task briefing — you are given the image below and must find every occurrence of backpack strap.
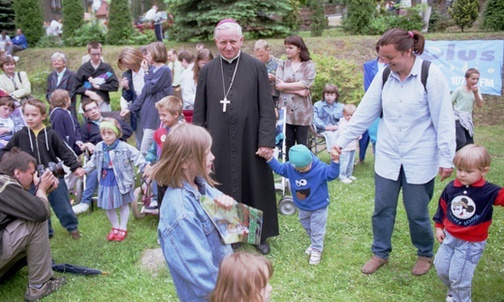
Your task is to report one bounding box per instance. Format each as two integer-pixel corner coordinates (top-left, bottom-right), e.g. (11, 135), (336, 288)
(17, 72), (22, 84)
(380, 60), (431, 117)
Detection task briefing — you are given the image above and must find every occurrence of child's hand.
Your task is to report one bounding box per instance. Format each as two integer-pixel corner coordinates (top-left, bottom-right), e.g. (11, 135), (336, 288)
(120, 77), (130, 90)
(120, 108), (130, 117)
(73, 167), (86, 178)
(435, 228), (445, 243)
(256, 147), (273, 161)
(141, 59), (149, 71)
(214, 194), (235, 210)
(143, 164), (152, 178)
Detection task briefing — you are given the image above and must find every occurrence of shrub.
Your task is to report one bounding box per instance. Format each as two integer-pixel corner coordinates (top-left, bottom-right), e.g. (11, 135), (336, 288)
(311, 54), (364, 105)
(481, 0), (504, 31)
(29, 70), (51, 97)
(429, 9), (454, 32)
(35, 35), (61, 48)
(12, 0), (44, 46)
(342, 0), (376, 34)
(65, 23), (106, 47)
(106, 0), (134, 45)
(363, 5), (424, 35)
(309, 0), (328, 37)
(61, 0), (84, 43)
(284, 0), (303, 34)
(449, 0), (479, 32)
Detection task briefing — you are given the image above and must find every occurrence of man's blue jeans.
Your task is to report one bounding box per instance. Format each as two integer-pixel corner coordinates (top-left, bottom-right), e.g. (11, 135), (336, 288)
(372, 168), (435, 259)
(48, 177), (78, 234)
(80, 169), (98, 205)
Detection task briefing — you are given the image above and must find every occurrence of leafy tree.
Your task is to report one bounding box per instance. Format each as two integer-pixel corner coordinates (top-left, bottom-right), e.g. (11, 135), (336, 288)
(0, 0), (15, 33)
(482, 0), (504, 31)
(342, 0), (375, 34)
(449, 0), (478, 32)
(283, 0), (303, 33)
(12, 0), (44, 46)
(61, 0), (84, 43)
(106, 0), (134, 45)
(166, 0), (293, 42)
(308, 0), (328, 36)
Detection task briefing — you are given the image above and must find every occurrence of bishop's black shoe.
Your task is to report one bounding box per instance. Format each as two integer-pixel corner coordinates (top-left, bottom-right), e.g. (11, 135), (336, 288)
(255, 241), (270, 255)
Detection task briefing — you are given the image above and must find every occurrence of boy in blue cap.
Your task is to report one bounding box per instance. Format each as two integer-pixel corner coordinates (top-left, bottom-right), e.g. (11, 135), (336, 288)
(259, 144), (339, 265)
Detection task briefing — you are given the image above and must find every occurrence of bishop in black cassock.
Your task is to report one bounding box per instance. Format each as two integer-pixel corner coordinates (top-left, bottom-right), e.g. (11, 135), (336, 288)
(193, 20), (279, 253)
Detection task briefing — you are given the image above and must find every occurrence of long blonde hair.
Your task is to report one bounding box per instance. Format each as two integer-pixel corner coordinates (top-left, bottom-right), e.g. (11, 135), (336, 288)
(151, 123), (215, 188)
(209, 252), (273, 302)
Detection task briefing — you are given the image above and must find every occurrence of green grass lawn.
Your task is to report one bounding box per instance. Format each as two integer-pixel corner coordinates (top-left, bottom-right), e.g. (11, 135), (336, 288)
(1, 30), (504, 301)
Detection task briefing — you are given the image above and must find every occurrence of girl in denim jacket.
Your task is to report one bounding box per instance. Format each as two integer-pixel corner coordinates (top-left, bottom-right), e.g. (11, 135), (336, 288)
(83, 117), (147, 242)
(150, 124), (233, 302)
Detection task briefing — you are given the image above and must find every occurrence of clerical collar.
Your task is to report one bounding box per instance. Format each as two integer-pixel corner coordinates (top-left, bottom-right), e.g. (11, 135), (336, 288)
(220, 50), (241, 64)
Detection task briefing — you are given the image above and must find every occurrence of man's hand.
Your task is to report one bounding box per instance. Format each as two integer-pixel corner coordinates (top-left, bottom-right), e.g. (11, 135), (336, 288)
(37, 170), (59, 194)
(214, 194), (235, 210)
(438, 167), (453, 181)
(256, 147), (274, 161)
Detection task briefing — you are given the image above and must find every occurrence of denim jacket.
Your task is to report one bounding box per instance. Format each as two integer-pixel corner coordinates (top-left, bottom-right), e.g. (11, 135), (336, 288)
(83, 140), (146, 194)
(158, 177), (233, 302)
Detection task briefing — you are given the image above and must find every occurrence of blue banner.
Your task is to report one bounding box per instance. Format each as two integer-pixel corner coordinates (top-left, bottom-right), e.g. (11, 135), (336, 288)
(420, 40), (503, 96)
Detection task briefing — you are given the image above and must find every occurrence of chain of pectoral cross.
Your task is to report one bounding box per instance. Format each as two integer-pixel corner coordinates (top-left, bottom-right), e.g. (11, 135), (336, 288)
(219, 55), (240, 112)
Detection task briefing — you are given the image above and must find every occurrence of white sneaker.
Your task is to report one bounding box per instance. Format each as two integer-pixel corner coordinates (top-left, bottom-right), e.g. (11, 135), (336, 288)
(72, 203), (89, 215)
(142, 206), (159, 215)
(305, 246), (312, 255)
(309, 250), (321, 265)
(340, 178), (352, 184)
(445, 290), (454, 302)
(348, 176), (357, 181)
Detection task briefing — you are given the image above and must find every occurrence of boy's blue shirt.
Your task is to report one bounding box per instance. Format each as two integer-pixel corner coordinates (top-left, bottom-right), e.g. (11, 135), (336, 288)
(268, 154), (339, 211)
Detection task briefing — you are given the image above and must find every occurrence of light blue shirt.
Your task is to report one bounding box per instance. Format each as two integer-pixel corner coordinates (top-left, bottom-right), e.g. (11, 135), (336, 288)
(335, 57), (455, 184)
(313, 100), (344, 132)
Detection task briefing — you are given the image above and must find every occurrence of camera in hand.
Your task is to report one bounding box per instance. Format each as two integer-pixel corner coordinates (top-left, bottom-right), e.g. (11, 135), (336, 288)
(37, 161), (65, 178)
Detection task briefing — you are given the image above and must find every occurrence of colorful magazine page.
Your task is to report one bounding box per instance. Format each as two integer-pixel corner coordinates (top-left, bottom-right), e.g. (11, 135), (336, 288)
(200, 196), (263, 245)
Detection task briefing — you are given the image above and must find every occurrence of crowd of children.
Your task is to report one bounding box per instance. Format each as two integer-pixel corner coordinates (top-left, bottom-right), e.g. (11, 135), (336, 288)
(0, 34), (499, 302)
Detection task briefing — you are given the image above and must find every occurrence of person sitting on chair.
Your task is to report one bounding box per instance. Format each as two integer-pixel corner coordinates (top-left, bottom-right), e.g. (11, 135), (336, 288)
(313, 84), (344, 150)
(72, 97), (133, 215)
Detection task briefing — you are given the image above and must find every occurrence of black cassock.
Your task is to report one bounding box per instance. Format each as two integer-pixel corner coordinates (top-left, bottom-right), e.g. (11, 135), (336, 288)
(193, 52), (279, 240)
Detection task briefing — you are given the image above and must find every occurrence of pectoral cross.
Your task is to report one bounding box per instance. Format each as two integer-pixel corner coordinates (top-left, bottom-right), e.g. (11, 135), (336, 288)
(220, 97), (231, 112)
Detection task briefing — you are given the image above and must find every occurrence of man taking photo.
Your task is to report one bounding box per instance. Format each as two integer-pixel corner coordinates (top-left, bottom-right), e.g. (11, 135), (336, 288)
(0, 147), (66, 301)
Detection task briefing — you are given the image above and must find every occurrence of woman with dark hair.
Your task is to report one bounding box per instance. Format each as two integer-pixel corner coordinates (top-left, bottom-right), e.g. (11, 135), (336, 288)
(181, 48), (213, 110)
(275, 35), (316, 158)
(334, 28), (455, 276)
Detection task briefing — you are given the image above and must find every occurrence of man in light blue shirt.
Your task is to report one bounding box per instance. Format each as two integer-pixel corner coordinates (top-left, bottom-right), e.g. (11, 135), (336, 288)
(335, 28), (455, 276)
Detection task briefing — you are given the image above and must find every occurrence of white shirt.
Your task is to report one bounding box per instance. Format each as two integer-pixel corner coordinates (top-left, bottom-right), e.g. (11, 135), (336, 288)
(132, 68), (145, 97)
(335, 57), (455, 184)
(180, 63), (195, 109)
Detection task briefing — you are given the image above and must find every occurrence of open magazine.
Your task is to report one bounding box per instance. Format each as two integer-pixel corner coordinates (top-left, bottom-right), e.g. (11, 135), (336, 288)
(200, 196), (263, 245)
